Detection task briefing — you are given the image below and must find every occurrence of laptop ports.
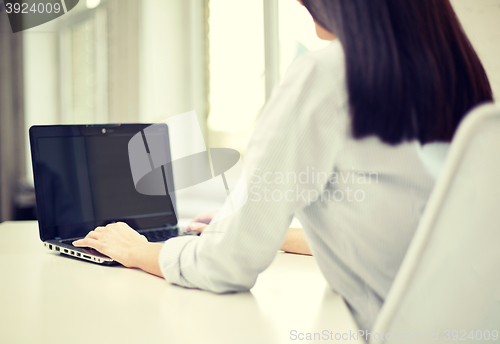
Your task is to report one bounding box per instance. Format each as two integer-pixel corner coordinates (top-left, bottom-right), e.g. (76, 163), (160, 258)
(49, 244), (53, 250)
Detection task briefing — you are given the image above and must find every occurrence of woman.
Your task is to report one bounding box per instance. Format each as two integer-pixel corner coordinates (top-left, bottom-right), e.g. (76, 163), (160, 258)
(74, 0), (493, 330)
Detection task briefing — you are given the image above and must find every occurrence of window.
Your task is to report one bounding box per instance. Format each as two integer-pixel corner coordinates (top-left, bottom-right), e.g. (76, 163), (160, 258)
(278, 0), (330, 79)
(207, 0), (266, 153)
(206, 0), (330, 154)
(23, 0), (140, 184)
(59, 9), (108, 124)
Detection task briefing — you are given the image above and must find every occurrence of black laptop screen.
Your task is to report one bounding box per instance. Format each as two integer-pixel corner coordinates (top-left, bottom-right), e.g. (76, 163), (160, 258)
(31, 125), (176, 241)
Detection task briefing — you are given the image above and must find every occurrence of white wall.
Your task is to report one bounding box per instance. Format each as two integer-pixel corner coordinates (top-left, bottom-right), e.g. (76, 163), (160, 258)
(139, 0), (207, 134)
(452, 0), (500, 99)
(23, 31), (60, 184)
(139, 0), (216, 218)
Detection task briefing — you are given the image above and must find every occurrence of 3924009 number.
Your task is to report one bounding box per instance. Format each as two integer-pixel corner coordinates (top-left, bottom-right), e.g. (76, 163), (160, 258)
(443, 330), (498, 341)
(5, 2), (62, 14)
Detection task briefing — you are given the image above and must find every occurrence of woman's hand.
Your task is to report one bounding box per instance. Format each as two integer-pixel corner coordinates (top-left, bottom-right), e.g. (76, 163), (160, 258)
(73, 222), (150, 268)
(185, 210), (219, 233)
(281, 227), (312, 255)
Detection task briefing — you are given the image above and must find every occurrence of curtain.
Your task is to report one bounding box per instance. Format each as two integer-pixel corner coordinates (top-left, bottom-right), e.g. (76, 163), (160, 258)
(0, 8), (25, 222)
(107, 0), (141, 123)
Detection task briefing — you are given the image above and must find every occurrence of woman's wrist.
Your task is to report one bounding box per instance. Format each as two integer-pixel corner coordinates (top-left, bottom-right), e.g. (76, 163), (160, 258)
(281, 228), (312, 255)
(128, 242), (165, 277)
(127, 241), (150, 268)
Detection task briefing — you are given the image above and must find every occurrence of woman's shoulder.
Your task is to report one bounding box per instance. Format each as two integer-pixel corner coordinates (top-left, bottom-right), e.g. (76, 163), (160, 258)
(278, 40), (348, 124)
(285, 40), (345, 84)
(304, 40), (345, 68)
(249, 40), (350, 164)
(257, 40), (349, 137)
(279, 40), (347, 102)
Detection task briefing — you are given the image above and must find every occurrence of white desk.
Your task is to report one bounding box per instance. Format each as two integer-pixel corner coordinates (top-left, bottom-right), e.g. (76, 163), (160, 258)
(0, 221), (362, 344)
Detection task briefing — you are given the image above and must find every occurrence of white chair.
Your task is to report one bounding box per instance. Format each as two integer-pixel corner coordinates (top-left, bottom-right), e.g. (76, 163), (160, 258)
(370, 103), (500, 343)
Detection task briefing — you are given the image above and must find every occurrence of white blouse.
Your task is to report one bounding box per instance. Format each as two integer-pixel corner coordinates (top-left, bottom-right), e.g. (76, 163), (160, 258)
(158, 40), (441, 331)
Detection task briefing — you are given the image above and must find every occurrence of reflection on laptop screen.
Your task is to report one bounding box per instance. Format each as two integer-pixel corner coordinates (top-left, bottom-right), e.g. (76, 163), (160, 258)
(33, 128), (175, 240)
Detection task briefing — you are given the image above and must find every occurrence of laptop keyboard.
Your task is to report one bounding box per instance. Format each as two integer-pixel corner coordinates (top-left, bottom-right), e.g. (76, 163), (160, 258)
(140, 228), (178, 242)
(60, 227), (178, 246)
(61, 238), (79, 246)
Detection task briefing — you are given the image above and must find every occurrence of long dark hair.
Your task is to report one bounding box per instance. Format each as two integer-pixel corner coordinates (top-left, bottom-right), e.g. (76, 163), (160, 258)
(301, 0), (493, 144)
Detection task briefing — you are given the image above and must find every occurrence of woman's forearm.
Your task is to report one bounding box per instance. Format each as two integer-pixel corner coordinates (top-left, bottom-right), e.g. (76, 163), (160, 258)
(281, 227), (312, 255)
(130, 242), (165, 277)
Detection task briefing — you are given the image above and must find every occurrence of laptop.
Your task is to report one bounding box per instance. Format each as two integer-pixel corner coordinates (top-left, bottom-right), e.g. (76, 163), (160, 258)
(29, 123), (179, 265)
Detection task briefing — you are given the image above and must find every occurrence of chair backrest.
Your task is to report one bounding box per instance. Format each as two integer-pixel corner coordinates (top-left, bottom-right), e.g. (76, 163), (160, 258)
(370, 103), (500, 343)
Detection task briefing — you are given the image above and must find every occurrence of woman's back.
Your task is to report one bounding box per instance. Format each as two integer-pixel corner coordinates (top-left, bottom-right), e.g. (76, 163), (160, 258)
(76, 0), (492, 333)
(261, 41), (442, 330)
(158, 41), (445, 331)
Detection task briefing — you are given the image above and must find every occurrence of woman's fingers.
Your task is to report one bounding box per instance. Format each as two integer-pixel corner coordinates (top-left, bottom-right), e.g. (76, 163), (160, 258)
(86, 230), (104, 240)
(72, 238), (85, 246)
(192, 210), (219, 224)
(72, 236), (103, 251)
(186, 210), (220, 232)
(72, 228), (104, 248)
(192, 214), (210, 224)
(193, 225), (207, 233)
(71, 222), (148, 267)
(186, 221), (208, 233)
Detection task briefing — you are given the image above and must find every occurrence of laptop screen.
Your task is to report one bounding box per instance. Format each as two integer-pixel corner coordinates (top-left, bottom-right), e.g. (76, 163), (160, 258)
(30, 125), (177, 241)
